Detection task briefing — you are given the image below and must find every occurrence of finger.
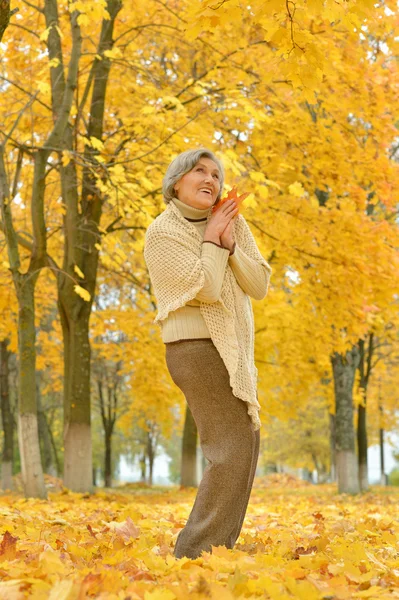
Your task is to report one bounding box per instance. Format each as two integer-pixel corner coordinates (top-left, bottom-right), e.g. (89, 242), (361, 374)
(226, 205), (238, 217)
(222, 200), (237, 213)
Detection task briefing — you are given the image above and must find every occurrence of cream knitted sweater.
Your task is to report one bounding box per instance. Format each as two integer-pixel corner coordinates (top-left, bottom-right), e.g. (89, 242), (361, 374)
(143, 196), (272, 430)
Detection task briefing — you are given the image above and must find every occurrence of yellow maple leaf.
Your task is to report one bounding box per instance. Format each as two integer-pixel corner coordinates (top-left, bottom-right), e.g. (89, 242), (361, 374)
(144, 589), (176, 600)
(77, 13), (89, 27)
(61, 151), (71, 167)
(38, 81), (51, 94)
(104, 47), (122, 59)
(90, 137), (104, 151)
(74, 265), (84, 279)
(39, 27), (51, 42)
(289, 182), (306, 197)
(74, 285), (91, 302)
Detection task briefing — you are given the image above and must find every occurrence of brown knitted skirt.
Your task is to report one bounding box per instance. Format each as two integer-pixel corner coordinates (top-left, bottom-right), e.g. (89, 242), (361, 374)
(165, 338), (260, 560)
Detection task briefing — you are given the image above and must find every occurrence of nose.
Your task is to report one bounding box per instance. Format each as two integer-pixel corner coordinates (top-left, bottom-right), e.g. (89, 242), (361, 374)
(204, 173), (213, 185)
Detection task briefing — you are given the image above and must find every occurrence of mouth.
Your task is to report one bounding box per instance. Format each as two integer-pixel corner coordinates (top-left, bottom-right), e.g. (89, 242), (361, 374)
(199, 189), (213, 197)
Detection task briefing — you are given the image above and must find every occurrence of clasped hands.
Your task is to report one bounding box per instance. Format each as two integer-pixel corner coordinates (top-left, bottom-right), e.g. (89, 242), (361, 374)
(220, 207), (237, 254)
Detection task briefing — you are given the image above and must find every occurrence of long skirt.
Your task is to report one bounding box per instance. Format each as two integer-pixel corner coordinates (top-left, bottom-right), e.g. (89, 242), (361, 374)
(165, 338), (260, 560)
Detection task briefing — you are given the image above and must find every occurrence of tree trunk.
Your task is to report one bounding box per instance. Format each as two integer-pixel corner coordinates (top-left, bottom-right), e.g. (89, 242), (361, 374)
(147, 430), (155, 486)
(0, 339), (13, 490)
(0, 5), (81, 499)
(36, 380), (57, 477)
(104, 430), (112, 488)
(357, 404), (368, 491)
(58, 0), (122, 493)
(47, 414), (61, 477)
(181, 406), (198, 487)
(17, 280), (47, 499)
(97, 373), (120, 489)
(379, 392), (387, 485)
(148, 458), (154, 486)
(62, 315), (93, 492)
(379, 425), (387, 485)
(356, 336), (373, 492)
(0, 151), (46, 499)
(331, 347), (360, 494)
(139, 452), (146, 482)
(0, 1), (18, 44)
(329, 413), (336, 483)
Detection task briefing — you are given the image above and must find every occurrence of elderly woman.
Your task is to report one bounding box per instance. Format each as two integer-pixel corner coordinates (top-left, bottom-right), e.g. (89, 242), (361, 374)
(143, 148), (272, 560)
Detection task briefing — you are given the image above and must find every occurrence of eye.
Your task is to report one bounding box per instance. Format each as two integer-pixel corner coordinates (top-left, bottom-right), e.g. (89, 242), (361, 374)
(213, 173), (219, 179)
(196, 167), (204, 172)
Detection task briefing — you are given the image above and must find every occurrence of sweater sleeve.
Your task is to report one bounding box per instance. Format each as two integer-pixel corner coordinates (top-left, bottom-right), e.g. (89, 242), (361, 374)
(143, 226), (231, 322)
(228, 244), (272, 301)
(193, 241), (230, 303)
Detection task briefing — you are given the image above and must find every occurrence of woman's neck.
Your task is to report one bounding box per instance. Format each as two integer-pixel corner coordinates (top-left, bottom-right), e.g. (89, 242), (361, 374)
(172, 196), (211, 220)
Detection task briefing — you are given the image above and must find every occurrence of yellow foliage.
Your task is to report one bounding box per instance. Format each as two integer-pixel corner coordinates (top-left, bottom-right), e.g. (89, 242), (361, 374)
(73, 265), (85, 279)
(74, 285), (91, 302)
(288, 181), (306, 197)
(0, 486), (397, 598)
(1, 0), (399, 463)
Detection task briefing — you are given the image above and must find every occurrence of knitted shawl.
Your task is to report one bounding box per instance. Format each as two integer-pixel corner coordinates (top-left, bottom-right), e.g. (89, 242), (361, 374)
(143, 200), (271, 431)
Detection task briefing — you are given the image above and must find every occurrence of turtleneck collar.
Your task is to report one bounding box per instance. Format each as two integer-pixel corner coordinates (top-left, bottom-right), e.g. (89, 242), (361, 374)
(171, 196), (212, 221)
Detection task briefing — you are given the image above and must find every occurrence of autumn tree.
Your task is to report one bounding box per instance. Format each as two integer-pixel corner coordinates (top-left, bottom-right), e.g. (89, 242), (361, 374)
(1, 0), (398, 498)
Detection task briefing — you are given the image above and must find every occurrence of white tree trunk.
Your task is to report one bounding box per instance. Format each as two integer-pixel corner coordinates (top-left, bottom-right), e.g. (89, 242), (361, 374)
(331, 348), (360, 495)
(1, 461), (13, 491)
(63, 422), (93, 493)
(336, 450), (359, 494)
(18, 413), (47, 498)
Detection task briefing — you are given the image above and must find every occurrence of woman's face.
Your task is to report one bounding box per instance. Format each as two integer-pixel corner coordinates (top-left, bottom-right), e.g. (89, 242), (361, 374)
(174, 158), (221, 209)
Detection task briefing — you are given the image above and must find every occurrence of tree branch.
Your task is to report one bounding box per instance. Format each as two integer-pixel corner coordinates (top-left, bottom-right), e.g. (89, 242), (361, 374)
(0, 76), (51, 112)
(21, 0), (43, 13)
(9, 21), (40, 38)
(112, 107), (208, 166)
(0, 144), (20, 272)
(0, 2), (18, 43)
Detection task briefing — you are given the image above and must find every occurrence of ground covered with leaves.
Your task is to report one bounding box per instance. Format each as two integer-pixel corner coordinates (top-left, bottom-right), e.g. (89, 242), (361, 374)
(0, 476), (398, 599)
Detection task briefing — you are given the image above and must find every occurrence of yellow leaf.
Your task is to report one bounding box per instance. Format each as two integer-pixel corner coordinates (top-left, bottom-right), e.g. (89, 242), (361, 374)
(77, 14), (89, 26)
(39, 550), (67, 577)
(108, 516), (140, 541)
(104, 47), (122, 59)
(144, 588), (176, 599)
(38, 82), (51, 94)
(90, 137), (104, 151)
(74, 265), (84, 279)
(288, 182), (306, 197)
(61, 151), (71, 167)
(243, 192), (257, 209)
(48, 58), (60, 68)
(74, 285), (91, 302)
(40, 27), (51, 42)
(352, 586), (386, 598)
(48, 580), (77, 600)
(0, 580), (26, 600)
(265, 178), (281, 189)
(249, 171), (266, 183)
(141, 106), (157, 115)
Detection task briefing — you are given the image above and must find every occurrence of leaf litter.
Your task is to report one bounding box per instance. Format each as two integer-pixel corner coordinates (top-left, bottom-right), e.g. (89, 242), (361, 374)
(0, 481), (398, 599)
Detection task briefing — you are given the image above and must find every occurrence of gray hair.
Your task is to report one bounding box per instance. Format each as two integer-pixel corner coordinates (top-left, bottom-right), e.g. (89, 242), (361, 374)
(162, 148), (225, 205)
